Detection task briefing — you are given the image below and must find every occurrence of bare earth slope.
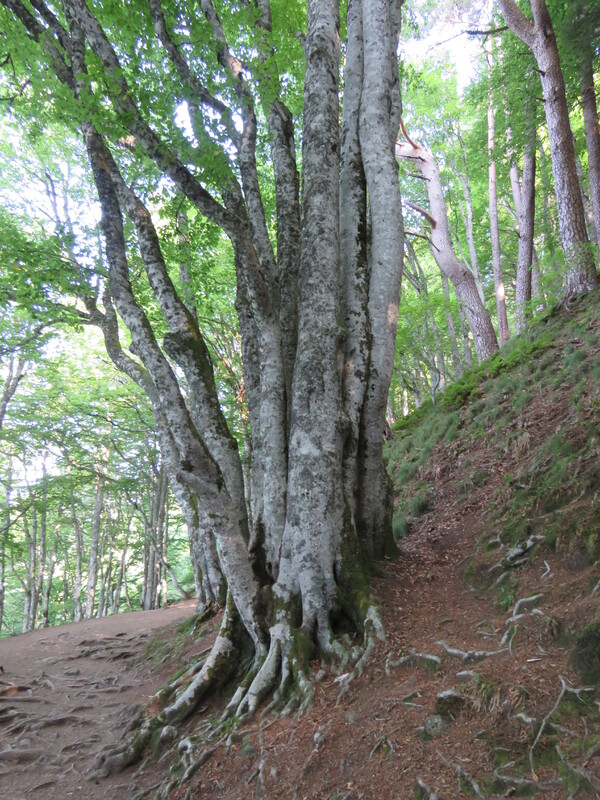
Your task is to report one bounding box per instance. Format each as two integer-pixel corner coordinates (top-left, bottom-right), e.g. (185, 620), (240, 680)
(0, 600), (196, 800)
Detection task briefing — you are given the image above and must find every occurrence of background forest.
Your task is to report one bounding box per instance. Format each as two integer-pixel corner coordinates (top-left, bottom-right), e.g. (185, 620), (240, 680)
(0, 0), (598, 639)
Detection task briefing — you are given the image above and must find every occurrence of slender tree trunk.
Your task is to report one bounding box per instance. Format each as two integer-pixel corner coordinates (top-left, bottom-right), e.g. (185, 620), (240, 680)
(0, 460), (11, 635)
(41, 539), (56, 628)
(539, 137), (560, 287)
(531, 251), (545, 310)
(457, 302), (474, 368)
(396, 134), (499, 361)
(486, 37), (510, 344)
(580, 53), (600, 248)
(111, 526), (129, 615)
(439, 272), (463, 378)
(456, 131), (486, 303)
(510, 101), (537, 335)
(73, 515), (84, 622)
(22, 507), (36, 632)
(84, 472), (105, 619)
(575, 150), (597, 245)
(498, 0), (598, 297)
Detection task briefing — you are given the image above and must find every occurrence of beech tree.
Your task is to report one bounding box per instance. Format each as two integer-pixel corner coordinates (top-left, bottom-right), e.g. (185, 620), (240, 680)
(497, 0), (599, 297)
(1, 0), (405, 770)
(396, 122), (499, 362)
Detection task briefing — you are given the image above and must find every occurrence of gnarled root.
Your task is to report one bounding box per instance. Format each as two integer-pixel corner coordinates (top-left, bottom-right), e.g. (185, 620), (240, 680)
(88, 597), (247, 779)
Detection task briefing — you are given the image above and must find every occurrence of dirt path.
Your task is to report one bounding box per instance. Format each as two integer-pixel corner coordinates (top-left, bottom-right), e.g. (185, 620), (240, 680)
(0, 600), (196, 800)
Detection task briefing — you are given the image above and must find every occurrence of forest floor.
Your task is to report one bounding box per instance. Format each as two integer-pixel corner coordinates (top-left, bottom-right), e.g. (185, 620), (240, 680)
(0, 600), (198, 799)
(2, 295), (600, 799)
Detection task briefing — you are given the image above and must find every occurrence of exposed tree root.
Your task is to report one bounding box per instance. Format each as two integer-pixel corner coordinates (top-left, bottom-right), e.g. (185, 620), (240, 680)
(335, 604), (385, 704)
(438, 750), (484, 797)
(88, 601), (246, 780)
(493, 762), (562, 791)
(385, 649), (441, 675)
(507, 593), (544, 621)
(87, 586), (383, 798)
(436, 639), (506, 663)
(556, 744), (600, 795)
(529, 677), (594, 778)
(416, 777), (439, 799)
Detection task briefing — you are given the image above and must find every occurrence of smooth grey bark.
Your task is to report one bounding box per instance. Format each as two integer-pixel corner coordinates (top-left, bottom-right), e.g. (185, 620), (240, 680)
(455, 130), (486, 304)
(486, 37), (510, 345)
(396, 131), (499, 362)
(513, 148), (536, 334)
(0, 460), (10, 634)
(357, 0), (404, 558)
(581, 55), (600, 247)
(498, 0), (599, 296)
(40, 540), (56, 627)
(83, 471), (105, 620)
(404, 241), (447, 391)
(439, 271), (464, 378)
(508, 99), (537, 335)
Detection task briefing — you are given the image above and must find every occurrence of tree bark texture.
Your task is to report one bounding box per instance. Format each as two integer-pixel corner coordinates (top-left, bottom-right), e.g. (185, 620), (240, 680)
(498, 0), (598, 297)
(486, 37), (510, 345)
(508, 95), (537, 336)
(2, 0), (407, 739)
(356, 0), (404, 558)
(580, 53), (600, 250)
(396, 134), (499, 362)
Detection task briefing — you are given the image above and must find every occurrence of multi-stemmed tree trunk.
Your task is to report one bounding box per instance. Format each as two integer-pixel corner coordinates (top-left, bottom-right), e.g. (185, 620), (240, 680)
(396, 126), (499, 362)
(498, 0), (599, 297)
(2, 0), (406, 772)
